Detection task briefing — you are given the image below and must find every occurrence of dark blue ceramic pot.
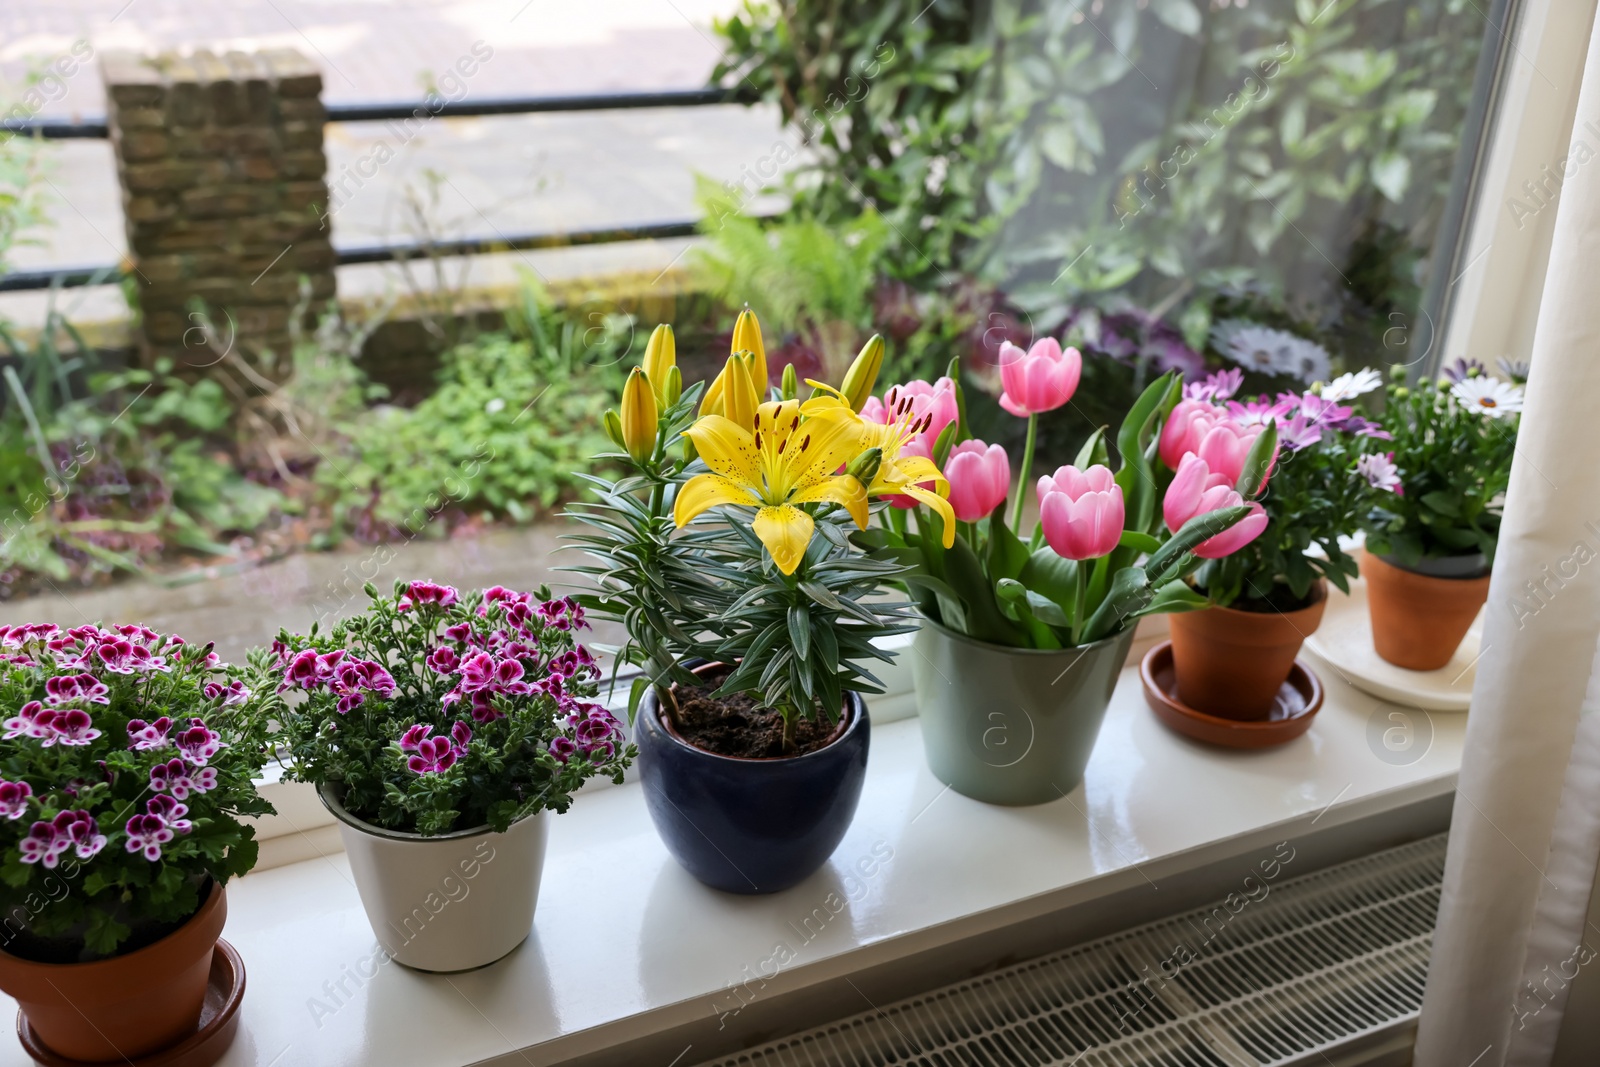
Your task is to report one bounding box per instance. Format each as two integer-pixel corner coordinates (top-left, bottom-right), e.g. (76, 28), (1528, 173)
(635, 683), (869, 894)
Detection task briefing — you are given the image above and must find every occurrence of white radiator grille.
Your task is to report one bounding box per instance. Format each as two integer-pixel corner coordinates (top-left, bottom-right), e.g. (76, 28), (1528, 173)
(698, 834), (1445, 1067)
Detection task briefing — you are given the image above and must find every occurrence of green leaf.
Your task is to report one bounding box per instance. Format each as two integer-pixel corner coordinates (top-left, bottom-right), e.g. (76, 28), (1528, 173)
(1149, 0), (1202, 36)
(1074, 427), (1110, 469)
(1235, 420), (1278, 497)
(986, 509), (1031, 581)
(787, 604), (812, 664)
(1118, 530), (1161, 555)
(1371, 152), (1411, 203)
(1147, 580), (1211, 614)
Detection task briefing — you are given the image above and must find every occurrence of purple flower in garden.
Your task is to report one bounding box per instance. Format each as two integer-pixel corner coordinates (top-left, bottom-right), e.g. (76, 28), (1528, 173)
(40, 708), (102, 747)
(1356, 452), (1403, 494)
(450, 721), (472, 749)
(3, 701), (48, 740)
(1298, 393), (1353, 426)
(52, 810), (107, 860)
(1440, 357), (1486, 384)
(146, 795), (192, 833)
(150, 757), (214, 799)
(43, 674), (110, 707)
(427, 647), (460, 674)
(336, 691), (365, 714)
(284, 649), (325, 690)
(398, 581), (459, 612)
(1336, 415), (1392, 440)
(399, 724), (432, 752)
(95, 636), (167, 674)
(0, 779), (32, 819)
(442, 623), (475, 645)
(356, 660), (396, 697)
(175, 719), (223, 765)
(468, 691), (504, 724)
(459, 652), (496, 693)
(1184, 368), (1244, 402)
(203, 680), (250, 706)
(536, 597), (585, 632)
(1225, 394), (1297, 426)
(20, 822), (68, 868)
(124, 813), (176, 861)
(406, 736), (459, 775)
(127, 716), (173, 750)
(1277, 415), (1324, 452)
(547, 737), (577, 764)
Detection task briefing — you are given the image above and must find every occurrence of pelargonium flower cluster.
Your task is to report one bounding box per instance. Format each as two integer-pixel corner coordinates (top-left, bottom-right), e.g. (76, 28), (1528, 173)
(0, 621), (271, 957)
(265, 580), (633, 836)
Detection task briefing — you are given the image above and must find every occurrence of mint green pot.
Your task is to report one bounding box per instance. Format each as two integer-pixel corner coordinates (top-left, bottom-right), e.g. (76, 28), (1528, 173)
(911, 617), (1137, 806)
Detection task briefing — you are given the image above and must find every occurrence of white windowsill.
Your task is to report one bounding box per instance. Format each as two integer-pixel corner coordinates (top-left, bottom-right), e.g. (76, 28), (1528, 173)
(0, 620), (1465, 1067)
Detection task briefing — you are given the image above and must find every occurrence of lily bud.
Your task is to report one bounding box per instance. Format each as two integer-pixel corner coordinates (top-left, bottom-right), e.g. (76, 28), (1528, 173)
(700, 366), (726, 418)
(603, 408), (625, 449)
(620, 368), (658, 463)
(840, 334), (885, 412)
(731, 308), (768, 395)
(723, 354), (759, 432)
(662, 364), (682, 406)
(643, 324), (676, 403)
(780, 362), (798, 401)
(846, 446), (883, 490)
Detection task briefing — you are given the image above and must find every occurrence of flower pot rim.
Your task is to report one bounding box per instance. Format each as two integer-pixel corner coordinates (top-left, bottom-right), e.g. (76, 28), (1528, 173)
(1374, 550), (1491, 580)
(917, 612), (1135, 656)
(0, 878), (222, 976)
(316, 781), (542, 843)
(647, 682), (865, 766)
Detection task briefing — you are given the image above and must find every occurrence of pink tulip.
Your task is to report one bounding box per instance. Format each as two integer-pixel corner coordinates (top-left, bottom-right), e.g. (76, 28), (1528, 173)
(1037, 464), (1124, 560)
(998, 338), (1082, 417)
(862, 377), (959, 452)
(1162, 454), (1267, 559)
(945, 440), (1010, 522)
(1194, 421), (1275, 487)
(1158, 398), (1221, 470)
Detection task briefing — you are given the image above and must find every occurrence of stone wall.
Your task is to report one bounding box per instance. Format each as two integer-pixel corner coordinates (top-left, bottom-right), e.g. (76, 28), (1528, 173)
(100, 48), (334, 368)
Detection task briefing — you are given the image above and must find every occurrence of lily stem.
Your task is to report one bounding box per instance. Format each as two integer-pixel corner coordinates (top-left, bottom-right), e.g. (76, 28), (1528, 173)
(1009, 413), (1038, 531)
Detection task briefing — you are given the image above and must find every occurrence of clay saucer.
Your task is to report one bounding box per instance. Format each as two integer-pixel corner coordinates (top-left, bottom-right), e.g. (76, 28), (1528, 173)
(1141, 641), (1323, 749)
(19, 940), (244, 1067)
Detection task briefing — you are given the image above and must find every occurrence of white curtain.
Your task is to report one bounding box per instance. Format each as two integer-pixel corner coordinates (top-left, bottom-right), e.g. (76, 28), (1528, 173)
(1414, 12), (1600, 1064)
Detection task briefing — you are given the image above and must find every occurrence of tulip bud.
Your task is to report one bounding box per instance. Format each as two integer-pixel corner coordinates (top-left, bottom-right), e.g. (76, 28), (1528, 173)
(846, 446), (883, 489)
(723, 354), (759, 431)
(780, 362), (799, 401)
(603, 408), (625, 449)
(731, 308), (768, 394)
(620, 368), (658, 463)
(840, 334), (885, 412)
(643, 324), (676, 396)
(662, 364), (682, 406)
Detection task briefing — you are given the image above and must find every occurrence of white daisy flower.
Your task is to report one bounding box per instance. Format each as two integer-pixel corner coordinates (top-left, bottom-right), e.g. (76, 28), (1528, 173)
(1215, 321), (1331, 382)
(1320, 367), (1383, 401)
(1450, 377), (1523, 418)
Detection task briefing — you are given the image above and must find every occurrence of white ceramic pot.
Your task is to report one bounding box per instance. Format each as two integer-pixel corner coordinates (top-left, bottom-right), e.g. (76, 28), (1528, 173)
(318, 784), (549, 972)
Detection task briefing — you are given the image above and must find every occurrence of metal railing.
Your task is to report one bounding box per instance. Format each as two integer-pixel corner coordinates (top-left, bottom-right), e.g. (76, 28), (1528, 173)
(0, 87), (758, 292)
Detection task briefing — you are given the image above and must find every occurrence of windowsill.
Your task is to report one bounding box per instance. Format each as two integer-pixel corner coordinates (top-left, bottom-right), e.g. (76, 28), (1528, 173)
(0, 622), (1465, 1067)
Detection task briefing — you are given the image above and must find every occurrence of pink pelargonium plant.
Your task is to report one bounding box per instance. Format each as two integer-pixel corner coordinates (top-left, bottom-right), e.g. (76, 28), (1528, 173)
(0, 622), (272, 958)
(262, 580), (634, 837)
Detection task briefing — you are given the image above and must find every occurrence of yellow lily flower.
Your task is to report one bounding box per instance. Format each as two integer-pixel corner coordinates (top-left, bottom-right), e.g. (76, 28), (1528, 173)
(642, 324), (678, 406)
(699, 351), (761, 423)
(807, 394), (957, 547)
(675, 400), (869, 575)
(619, 367), (658, 463)
(730, 308), (768, 392)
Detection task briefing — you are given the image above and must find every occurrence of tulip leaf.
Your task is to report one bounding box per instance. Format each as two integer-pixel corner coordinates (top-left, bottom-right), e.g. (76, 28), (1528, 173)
(1146, 504), (1251, 582)
(943, 533), (1028, 646)
(986, 509), (1031, 580)
(995, 579), (1066, 646)
(1148, 579), (1211, 614)
(1118, 530), (1161, 555)
(931, 420), (959, 468)
(1234, 419), (1278, 498)
(1080, 565), (1151, 644)
(1115, 372), (1182, 536)
(1018, 547), (1078, 611)
(1074, 427), (1110, 469)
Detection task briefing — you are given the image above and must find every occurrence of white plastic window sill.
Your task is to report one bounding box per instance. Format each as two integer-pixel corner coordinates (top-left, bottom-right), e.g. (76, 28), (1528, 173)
(0, 621), (1465, 1067)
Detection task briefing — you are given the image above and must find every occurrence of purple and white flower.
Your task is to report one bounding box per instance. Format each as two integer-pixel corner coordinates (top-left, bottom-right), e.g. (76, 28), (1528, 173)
(146, 795), (193, 833)
(0, 779), (33, 820)
(174, 718), (224, 766)
(3, 701), (49, 740)
(43, 673), (110, 707)
(39, 708), (102, 747)
(1320, 368), (1383, 402)
(1356, 452), (1403, 494)
(203, 680), (251, 706)
(398, 581), (459, 612)
(124, 813), (176, 861)
(127, 716), (173, 750)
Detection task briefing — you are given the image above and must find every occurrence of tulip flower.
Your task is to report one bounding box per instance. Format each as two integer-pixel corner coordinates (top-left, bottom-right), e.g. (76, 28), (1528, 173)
(998, 338), (1082, 417)
(643, 324), (676, 406)
(860, 377), (959, 457)
(1158, 398), (1221, 471)
(840, 335), (885, 412)
(619, 367), (658, 463)
(1162, 453), (1268, 559)
(1037, 464), (1124, 561)
(945, 440), (1010, 522)
(1193, 421), (1275, 488)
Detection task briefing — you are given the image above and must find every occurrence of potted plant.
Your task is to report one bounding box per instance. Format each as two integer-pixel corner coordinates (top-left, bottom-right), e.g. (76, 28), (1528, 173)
(1357, 360), (1522, 669)
(568, 312), (924, 893)
(0, 623), (271, 1063)
(865, 340), (1273, 805)
(1161, 368), (1392, 717)
(258, 581), (632, 971)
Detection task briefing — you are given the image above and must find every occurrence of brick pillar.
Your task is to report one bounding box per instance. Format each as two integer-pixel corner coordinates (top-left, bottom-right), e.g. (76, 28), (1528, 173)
(100, 48), (336, 367)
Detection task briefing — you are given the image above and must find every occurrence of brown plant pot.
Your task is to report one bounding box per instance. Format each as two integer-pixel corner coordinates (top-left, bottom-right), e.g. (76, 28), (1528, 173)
(1168, 582), (1328, 721)
(0, 880), (227, 1062)
(1364, 552), (1491, 671)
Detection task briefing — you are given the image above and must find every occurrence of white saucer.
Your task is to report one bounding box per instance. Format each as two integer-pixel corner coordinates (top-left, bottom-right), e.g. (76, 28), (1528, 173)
(1302, 578), (1482, 711)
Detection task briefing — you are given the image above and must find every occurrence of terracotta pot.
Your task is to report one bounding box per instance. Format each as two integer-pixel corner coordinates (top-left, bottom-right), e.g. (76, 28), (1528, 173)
(1364, 551), (1490, 670)
(0, 880), (226, 1061)
(1168, 582), (1327, 721)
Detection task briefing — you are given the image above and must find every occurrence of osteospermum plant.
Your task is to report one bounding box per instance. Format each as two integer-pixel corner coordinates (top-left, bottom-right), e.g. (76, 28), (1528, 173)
(257, 581), (632, 836)
(0, 624), (272, 960)
(1361, 360), (1523, 565)
(568, 310), (920, 755)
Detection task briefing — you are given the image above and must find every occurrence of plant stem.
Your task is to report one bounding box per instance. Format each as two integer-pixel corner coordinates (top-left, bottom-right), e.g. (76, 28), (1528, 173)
(782, 710), (797, 755)
(1009, 413), (1038, 531)
(1072, 562), (1087, 647)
